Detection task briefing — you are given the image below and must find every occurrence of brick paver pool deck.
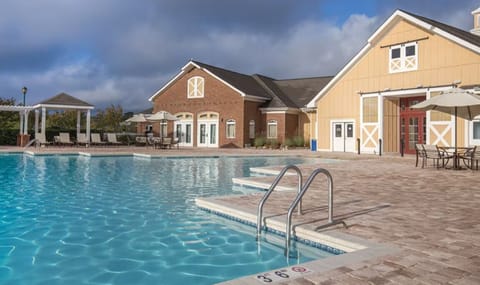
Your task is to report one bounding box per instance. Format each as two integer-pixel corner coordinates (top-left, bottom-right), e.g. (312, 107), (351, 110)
(2, 146), (479, 284)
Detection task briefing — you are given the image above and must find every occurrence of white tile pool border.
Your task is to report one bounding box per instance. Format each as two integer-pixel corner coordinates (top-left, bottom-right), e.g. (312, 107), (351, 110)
(195, 197), (399, 285)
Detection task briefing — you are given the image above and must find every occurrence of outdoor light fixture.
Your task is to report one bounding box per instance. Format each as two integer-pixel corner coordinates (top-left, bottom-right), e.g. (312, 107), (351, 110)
(21, 86), (27, 106)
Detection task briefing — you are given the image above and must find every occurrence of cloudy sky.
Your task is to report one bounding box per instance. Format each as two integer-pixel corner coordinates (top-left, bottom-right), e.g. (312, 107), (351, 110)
(0, 0), (478, 111)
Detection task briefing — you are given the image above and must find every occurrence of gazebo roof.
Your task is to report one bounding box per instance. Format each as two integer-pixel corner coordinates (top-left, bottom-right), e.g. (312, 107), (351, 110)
(37, 92), (94, 109)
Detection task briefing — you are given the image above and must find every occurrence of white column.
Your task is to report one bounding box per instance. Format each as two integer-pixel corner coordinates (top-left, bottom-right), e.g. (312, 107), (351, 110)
(378, 94), (384, 155)
(41, 107), (46, 135)
(77, 110), (81, 138)
(24, 110), (29, 135)
(34, 109), (39, 137)
(19, 112), (24, 134)
(86, 110), (91, 143)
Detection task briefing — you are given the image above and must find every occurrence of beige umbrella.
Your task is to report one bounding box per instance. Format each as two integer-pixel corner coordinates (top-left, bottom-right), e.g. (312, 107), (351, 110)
(411, 88), (480, 168)
(148, 111), (178, 121)
(147, 111), (178, 138)
(125, 113), (149, 123)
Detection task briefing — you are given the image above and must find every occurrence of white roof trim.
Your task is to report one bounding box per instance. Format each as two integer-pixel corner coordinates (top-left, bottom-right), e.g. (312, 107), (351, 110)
(306, 42), (371, 108)
(260, 107), (299, 114)
(306, 9), (480, 108)
(0, 105), (35, 111)
(148, 61), (196, 101)
(244, 95), (268, 102)
(34, 104), (95, 110)
(149, 60), (247, 102)
(197, 65), (246, 97)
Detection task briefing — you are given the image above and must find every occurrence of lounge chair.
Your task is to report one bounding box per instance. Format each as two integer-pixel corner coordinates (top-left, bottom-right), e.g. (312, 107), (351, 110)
(107, 133), (122, 146)
(462, 146), (480, 170)
(76, 133), (89, 147)
(422, 144), (452, 168)
(58, 132), (74, 146)
(91, 133), (106, 146)
(35, 133), (51, 147)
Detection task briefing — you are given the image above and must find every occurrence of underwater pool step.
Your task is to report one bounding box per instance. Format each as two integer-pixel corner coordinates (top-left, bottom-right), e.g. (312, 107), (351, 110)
(232, 177), (295, 191)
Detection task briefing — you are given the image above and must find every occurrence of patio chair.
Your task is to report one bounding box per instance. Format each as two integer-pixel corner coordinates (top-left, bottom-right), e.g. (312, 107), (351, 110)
(135, 136), (147, 146)
(170, 138), (179, 149)
(91, 133), (106, 146)
(422, 144), (452, 168)
(160, 137), (172, 149)
(415, 144), (426, 167)
(107, 133), (122, 146)
(58, 132), (74, 146)
(35, 133), (51, 147)
(76, 133), (89, 147)
(462, 146), (479, 170)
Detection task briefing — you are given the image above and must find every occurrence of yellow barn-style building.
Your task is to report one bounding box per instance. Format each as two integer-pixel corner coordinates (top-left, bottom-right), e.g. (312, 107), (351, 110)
(307, 9), (480, 154)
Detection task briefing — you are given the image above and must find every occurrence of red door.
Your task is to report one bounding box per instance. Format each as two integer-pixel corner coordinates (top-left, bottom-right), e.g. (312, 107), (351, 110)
(400, 96), (426, 154)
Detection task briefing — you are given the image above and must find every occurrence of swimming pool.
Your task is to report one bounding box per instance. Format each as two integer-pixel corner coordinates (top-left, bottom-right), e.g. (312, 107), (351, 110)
(0, 154), (338, 284)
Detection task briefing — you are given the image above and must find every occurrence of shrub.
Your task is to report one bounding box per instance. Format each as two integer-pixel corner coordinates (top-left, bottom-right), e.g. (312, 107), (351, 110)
(254, 136), (266, 147)
(284, 137), (294, 147)
(267, 139), (279, 149)
(293, 136), (305, 147)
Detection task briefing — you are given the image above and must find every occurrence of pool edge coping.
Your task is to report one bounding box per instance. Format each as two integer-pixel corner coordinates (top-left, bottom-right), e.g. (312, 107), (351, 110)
(195, 197), (400, 285)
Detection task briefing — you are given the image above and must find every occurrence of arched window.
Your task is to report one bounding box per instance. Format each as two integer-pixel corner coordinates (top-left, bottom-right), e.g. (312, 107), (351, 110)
(226, 119), (236, 138)
(267, 120), (277, 139)
(187, 76), (204, 98)
(249, 120), (255, 139)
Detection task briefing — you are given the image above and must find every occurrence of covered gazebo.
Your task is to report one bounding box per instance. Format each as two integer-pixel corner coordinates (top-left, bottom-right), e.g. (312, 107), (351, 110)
(34, 93), (94, 144)
(0, 92), (94, 146)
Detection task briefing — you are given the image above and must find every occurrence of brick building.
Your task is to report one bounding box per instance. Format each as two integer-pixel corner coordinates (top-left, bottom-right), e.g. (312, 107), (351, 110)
(146, 60), (332, 148)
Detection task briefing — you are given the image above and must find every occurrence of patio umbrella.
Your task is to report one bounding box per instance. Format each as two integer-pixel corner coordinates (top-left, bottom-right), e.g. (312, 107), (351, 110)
(125, 113), (149, 123)
(148, 111), (178, 121)
(411, 87), (480, 168)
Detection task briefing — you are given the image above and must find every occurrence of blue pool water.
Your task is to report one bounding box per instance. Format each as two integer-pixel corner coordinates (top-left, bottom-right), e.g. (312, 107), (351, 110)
(0, 154), (337, 285)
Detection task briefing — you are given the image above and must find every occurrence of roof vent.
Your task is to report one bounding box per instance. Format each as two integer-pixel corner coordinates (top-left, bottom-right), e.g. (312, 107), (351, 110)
(471, 7), (480, 36)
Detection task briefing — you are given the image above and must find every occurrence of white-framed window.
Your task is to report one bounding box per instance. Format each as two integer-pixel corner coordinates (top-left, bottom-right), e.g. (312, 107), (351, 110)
(187, 76), (204, 98)
(389, 42), (417, 73)
(267, 120), (277, 139)
(249, 120), (255, 139)
(160, 121), (168, 137)
(226, 119), (236, 138)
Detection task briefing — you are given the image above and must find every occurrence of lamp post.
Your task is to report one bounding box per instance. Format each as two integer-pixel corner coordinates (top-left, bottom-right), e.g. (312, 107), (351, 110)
(22, 86), (28, 106)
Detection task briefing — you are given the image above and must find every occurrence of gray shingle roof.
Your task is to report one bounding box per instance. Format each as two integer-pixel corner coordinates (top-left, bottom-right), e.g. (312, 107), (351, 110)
(38, 92), (94, 107)
(401, 10), (480, 47)
(192, 60), (332, 109)
(192, 61), (272, 100)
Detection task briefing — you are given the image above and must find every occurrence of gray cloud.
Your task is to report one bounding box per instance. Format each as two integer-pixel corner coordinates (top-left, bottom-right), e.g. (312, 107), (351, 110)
(0, 0), (477, 111)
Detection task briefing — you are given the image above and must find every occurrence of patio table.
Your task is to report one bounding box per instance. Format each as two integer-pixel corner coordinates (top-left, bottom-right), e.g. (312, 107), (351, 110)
(439, 146), (474, 170)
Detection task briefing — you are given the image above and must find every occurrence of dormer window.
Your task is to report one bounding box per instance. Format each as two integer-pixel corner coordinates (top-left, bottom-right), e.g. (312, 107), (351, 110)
(389, 42), (418, 73)
(187, 76), (204, 98)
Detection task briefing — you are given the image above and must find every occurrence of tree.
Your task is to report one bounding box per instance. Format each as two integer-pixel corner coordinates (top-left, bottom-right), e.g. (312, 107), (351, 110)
(0, 97), (19, 129)
(92, 104), (123, 132)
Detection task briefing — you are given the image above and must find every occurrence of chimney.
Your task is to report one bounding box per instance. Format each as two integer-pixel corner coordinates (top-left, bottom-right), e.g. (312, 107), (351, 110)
(472, 7), (480, 36)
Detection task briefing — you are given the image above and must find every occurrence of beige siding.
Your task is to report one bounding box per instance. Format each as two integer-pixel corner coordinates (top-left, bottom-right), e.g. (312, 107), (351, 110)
(316, 18), (480, 151)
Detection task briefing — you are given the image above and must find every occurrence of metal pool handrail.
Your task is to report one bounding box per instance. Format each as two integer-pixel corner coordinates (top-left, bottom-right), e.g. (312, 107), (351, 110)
(285, 168), (337, 251)
(256, 165), (303, 239)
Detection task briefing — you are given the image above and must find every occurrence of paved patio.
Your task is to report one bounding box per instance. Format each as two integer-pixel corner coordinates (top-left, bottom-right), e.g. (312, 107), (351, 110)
(1, 146), (479, 284)
(208, 155), (480, 284)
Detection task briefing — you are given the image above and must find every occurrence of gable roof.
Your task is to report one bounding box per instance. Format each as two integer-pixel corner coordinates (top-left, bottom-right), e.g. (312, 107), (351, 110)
(149, 60), (331, 109)
(307, 9), (480, 108)
(37, 92), (94, 109)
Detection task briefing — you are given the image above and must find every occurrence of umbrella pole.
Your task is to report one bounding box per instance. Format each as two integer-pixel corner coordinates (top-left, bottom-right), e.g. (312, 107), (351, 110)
(454, 107), (458, 169)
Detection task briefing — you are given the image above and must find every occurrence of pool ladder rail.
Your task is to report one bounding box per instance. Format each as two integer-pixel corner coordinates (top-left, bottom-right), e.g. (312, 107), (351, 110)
(256, 165), (346, 255)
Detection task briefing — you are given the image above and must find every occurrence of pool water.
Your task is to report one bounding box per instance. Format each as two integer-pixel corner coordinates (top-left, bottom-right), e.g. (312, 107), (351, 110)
(0, 155), (337, 285)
